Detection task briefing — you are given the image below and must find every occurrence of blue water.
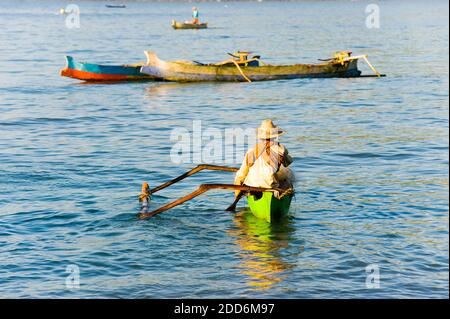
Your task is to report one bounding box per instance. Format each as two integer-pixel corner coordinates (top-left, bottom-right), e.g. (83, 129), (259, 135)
(0, 0), (448, 298)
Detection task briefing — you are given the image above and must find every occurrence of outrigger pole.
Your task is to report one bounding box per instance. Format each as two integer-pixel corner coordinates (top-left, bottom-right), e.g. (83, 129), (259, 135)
(138, 184), (286, 220)
(138, 165), (239, 218)
(147, 164), (238, 195)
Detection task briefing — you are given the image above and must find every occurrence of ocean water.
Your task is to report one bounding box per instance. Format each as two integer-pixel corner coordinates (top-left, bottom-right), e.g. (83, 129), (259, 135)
(0, 0), (448, 298)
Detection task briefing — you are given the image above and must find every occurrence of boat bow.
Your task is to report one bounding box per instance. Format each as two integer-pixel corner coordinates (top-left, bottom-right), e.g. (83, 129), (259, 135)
(60, 55), (154, 81)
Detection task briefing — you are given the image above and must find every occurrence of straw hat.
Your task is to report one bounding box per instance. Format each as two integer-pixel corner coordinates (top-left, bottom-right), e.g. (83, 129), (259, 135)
(257, 119), (285, 139)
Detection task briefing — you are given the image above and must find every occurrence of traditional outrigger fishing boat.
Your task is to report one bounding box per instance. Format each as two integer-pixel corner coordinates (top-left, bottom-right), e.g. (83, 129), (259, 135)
(140, 50), (384, 82)
(60, 56), (154, 82)
(172, 19), (208, 29)
(138, 165), (294, 223)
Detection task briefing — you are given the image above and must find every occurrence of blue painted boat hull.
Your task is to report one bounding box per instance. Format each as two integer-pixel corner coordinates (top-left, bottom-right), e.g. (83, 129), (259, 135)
(60, 56), (154, 81)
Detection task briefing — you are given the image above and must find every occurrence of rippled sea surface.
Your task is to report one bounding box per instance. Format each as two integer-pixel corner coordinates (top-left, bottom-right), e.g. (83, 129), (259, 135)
(0, 0), (448, 298)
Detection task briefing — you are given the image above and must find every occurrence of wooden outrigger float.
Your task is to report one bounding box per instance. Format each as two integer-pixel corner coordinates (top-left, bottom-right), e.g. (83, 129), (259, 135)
(138, 164), (294, 223)
(172, 19), (208, 29)
(140, 50), (384, 82)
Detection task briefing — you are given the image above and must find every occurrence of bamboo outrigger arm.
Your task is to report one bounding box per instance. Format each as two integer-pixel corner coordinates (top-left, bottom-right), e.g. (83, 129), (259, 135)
(149, 164), (238, 194)
(343, 55), (382, 77)
(214, 58), (252, 82)
(138, 184), (289, 220)
(231, 60), (252, 82)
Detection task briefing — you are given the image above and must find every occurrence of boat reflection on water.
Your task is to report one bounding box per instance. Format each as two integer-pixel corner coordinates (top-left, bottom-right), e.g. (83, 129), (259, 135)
(228, 209), (297, 291)
(146, 82), (199, 97)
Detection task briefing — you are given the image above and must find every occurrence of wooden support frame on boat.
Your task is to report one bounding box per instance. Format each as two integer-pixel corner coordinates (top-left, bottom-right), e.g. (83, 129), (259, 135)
(138, 184), (289, 220)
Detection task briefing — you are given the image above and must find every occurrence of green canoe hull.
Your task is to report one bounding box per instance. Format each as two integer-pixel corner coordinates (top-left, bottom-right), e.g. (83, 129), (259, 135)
(247, 192), (293, 223)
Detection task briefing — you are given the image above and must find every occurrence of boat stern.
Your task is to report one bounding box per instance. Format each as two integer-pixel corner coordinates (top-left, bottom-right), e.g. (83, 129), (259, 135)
(344, 59), (362, 77)
(247, 192), (292, 223)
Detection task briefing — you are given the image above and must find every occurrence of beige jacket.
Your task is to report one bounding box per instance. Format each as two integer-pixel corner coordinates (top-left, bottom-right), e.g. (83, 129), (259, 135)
(234, 141), (294, 191)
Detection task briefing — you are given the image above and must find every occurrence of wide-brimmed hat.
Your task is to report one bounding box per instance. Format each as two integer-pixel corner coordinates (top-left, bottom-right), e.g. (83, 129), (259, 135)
(257, 119), (285, 139)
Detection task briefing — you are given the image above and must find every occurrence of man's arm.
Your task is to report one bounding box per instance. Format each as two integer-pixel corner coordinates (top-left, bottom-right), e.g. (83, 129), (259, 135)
(234, 151), (253, 197)
(234, 151), (250, 185)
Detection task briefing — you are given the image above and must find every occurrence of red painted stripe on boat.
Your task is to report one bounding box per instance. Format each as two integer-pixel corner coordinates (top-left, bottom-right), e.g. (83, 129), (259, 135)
(60, 68), (149, 81)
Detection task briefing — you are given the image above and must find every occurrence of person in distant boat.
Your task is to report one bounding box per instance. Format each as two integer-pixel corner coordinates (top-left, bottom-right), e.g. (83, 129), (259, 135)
(234, 119), (295, 197)
(192, 7), (199, 24)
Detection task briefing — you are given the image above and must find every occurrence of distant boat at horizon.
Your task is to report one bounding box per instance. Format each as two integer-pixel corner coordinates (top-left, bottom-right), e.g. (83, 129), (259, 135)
(105, 4), (126, 9)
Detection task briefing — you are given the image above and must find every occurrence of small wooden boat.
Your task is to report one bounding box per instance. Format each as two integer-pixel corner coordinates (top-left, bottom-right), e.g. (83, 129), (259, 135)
(105, 4), (126, 8)
(140, 50), (384, 82)
(247, 192), (293, 223)
(172, 20), (207, 29)
(136, 164), (295, 223)
(60, 56), (154, 82)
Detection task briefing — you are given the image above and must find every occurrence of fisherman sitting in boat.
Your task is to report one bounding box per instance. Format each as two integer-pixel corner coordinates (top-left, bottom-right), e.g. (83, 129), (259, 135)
(234, 120), (294, 198)
(192, 7), (199, 24)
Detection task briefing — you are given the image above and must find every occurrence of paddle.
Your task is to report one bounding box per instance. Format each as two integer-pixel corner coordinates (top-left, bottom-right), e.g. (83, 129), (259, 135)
(138, 184), (283, 220)
(225, 191), (244, 211)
